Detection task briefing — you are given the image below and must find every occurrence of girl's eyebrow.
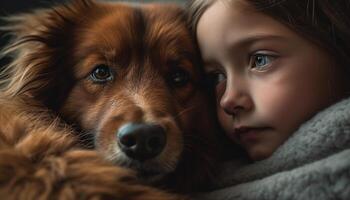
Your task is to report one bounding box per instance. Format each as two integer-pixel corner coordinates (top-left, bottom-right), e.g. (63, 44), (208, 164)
(227, 34), (287, 50)
(202, 35), (288, 66)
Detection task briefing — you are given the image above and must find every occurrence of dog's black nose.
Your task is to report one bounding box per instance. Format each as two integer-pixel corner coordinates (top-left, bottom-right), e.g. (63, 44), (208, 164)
(117, 123), (166, 161)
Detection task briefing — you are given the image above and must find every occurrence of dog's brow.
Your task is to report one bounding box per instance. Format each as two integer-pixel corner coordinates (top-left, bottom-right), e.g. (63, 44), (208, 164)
(132, 8), (147, 38)
(131, 8), (147, 62)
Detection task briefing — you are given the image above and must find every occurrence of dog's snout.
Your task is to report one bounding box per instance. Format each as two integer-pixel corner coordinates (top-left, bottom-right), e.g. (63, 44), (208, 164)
(117, 123), (166, 161)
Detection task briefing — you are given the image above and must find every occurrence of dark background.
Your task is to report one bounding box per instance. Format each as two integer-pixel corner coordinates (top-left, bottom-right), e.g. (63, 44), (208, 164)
(0, 0), (186, 68)
(0, 0), (67, 67)
(0, 0), (185, 15)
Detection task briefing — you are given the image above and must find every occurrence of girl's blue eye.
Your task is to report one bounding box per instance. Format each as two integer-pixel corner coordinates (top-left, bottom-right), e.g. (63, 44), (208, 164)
(251, 54), (274, 71)
(207, 71), (226, 86)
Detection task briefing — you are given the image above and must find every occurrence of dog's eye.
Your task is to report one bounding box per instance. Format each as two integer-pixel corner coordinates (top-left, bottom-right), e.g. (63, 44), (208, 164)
(90, 64), (113, 83)
(168, 68), (190, 88)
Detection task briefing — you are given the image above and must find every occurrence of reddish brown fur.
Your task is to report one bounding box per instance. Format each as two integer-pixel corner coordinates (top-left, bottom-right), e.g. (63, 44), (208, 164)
(0, 0), (220, 199)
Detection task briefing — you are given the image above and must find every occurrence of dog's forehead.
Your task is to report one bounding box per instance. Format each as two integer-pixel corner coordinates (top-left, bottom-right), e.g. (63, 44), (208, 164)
(84, 3), (188, 45)
(75, 3), (194, 65)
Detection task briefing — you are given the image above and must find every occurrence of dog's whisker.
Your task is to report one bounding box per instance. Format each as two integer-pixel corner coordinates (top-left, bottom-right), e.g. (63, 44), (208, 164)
(182, 134), (212, 154)
(174, 105), (198, 119)
(75, 130), (95, 148)
(162, 160), (176, 172)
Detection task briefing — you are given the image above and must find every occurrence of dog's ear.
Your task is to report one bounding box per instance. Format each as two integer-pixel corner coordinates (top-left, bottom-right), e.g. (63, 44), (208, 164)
(0, 0), (95, 104)
(1, 0), (95, 41)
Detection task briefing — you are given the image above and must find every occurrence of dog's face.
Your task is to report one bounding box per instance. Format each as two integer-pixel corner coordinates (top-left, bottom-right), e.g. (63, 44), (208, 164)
(59, 2), (213, 179)
(2, 0), (219, 190)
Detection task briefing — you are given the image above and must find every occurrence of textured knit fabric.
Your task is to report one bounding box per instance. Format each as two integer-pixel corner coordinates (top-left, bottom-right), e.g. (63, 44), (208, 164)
(195, 97), (350, 200)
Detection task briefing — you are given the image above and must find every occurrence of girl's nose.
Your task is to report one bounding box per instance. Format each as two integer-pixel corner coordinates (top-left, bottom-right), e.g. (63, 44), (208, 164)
(219, 83), (253, 115)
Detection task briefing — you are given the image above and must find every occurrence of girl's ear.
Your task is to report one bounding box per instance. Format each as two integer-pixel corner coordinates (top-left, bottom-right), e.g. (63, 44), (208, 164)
(0, 0), (95, 99)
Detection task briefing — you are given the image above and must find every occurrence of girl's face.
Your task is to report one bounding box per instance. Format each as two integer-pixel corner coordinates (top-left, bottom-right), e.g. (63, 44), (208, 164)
(197, 0), (348, 160)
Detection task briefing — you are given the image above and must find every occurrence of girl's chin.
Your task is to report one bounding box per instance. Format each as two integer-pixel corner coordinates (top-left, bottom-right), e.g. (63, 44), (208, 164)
(246, 145), (274, 161)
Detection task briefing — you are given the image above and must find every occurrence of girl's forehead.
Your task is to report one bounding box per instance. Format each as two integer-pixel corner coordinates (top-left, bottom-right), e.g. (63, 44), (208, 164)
(197, 0), (293, 44)
(196, 0), (333, 68)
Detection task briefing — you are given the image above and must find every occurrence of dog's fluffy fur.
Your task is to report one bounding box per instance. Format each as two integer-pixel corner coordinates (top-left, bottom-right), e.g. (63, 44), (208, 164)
(0, 0), (220, 199)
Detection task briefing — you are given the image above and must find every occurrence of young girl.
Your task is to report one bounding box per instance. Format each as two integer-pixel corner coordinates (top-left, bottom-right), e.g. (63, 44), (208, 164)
(188, 0), (350, 199)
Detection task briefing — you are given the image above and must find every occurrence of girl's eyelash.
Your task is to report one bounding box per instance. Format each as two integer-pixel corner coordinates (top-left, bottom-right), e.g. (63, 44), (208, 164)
(205, 70), (226, 86)
(249, 52), (278, 72)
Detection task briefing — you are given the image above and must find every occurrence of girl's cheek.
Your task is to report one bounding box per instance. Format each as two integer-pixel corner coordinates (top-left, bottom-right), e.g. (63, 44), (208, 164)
(215, 81), (226, 103)
(217, 108), (237, 143)
(215, 81), (237, 142)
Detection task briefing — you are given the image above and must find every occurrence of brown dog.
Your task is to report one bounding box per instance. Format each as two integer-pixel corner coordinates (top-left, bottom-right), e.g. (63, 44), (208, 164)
(0, 0), (220, 199)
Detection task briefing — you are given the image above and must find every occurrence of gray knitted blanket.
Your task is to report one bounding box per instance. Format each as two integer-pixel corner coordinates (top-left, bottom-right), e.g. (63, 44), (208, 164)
(195, 97), (350, 200)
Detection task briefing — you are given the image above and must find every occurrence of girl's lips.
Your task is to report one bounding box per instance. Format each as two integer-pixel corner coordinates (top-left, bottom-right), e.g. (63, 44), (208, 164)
(232, 127), (270, 144)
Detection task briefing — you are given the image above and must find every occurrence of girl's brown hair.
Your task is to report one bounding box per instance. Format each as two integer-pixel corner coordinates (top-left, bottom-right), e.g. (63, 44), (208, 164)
(187, 0), (350, 74)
